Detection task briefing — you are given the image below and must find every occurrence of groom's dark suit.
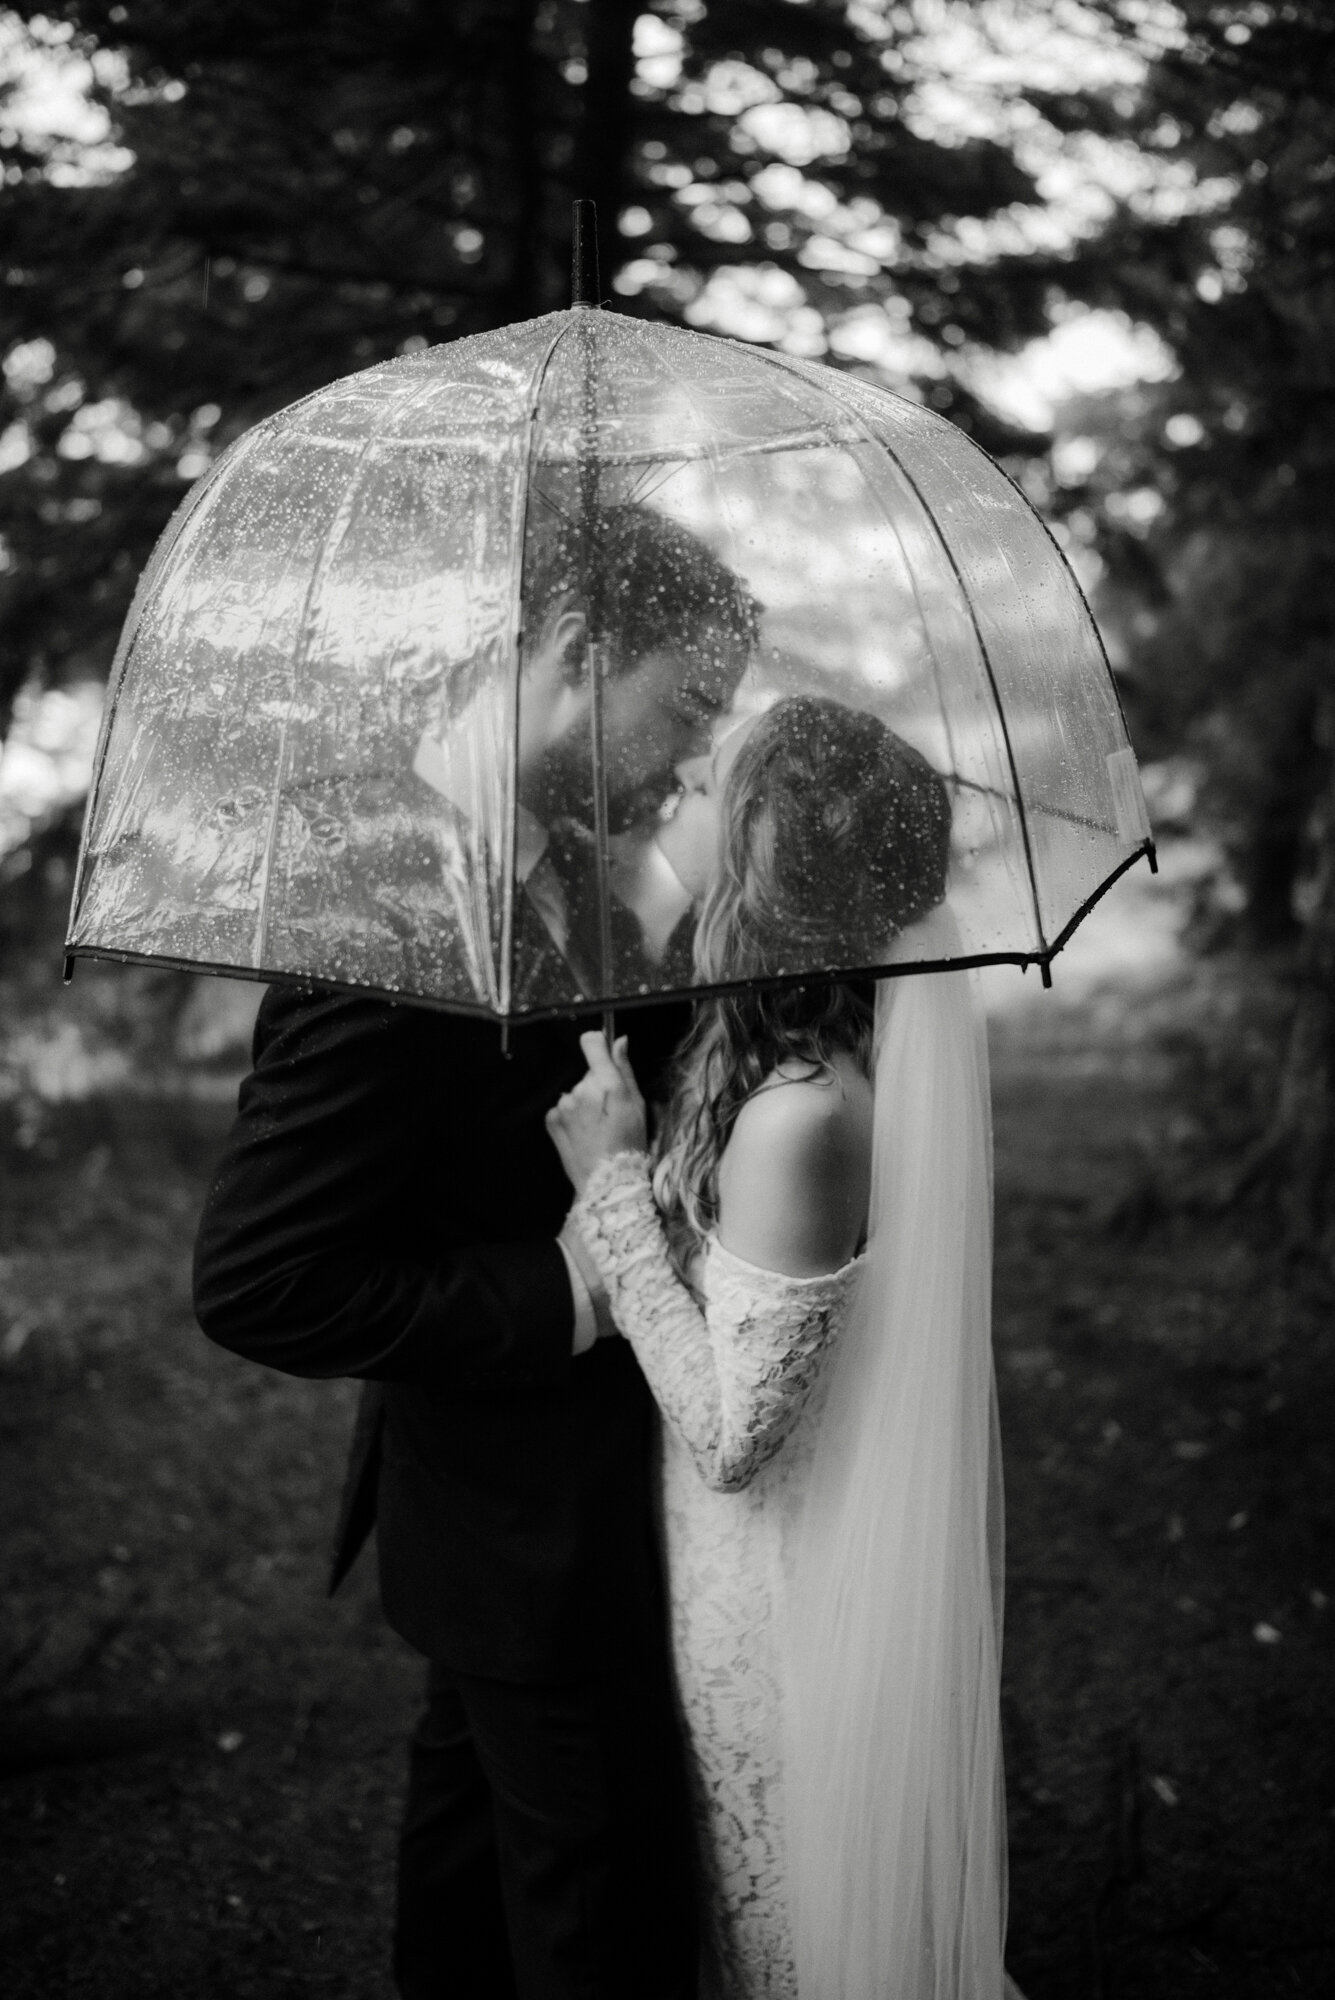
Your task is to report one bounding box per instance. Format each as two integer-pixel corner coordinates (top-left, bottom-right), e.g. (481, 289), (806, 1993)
(194, 934), (696, 1995)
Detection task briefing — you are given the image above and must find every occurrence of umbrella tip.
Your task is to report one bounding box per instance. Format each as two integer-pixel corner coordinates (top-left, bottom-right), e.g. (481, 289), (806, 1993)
(571, 199), (601, 309)
(62, 953), (76, 985)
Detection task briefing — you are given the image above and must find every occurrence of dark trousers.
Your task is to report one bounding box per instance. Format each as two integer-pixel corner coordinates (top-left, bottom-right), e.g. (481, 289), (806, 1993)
(393, 1655), (698, 2000)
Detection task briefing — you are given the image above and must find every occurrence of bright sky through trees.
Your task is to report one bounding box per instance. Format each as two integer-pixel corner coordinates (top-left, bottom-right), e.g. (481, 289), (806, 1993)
(1, 1), (1197, 420)
(620, 0), (1192, 417)
(0, 0), (1206, 838)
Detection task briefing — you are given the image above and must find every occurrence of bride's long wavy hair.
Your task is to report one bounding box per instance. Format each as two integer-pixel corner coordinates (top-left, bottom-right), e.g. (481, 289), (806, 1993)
(654, 695), (951, 1261)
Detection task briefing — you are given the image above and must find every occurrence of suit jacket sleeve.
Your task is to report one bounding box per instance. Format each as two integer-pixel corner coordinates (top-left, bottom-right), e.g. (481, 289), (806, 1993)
(192, 986), (574, 1390)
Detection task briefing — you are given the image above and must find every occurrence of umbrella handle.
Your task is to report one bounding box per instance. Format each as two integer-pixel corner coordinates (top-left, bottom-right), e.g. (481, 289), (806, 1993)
(499, 1010), (612, 1062)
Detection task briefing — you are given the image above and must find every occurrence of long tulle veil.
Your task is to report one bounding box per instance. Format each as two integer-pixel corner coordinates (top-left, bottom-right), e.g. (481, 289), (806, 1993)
(783, 905), (1008, 1998)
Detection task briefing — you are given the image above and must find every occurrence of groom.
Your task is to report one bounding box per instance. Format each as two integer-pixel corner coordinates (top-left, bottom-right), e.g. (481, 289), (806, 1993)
(193, 505), (755, 2000)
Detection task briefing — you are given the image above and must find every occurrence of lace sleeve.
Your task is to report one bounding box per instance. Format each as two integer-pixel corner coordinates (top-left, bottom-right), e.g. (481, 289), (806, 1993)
(571, 1151), (859, 1493)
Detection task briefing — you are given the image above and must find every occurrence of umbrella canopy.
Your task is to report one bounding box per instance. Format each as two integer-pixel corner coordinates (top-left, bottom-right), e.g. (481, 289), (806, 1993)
(66, 307), (1153, 1021)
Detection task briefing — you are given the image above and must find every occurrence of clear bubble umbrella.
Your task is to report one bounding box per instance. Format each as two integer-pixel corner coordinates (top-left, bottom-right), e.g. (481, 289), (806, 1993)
(65, 218), (1154, 1024)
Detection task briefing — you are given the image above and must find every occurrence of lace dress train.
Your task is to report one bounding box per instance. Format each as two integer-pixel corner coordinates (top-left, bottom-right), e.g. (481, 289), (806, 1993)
(573, 1151), (863, 1999)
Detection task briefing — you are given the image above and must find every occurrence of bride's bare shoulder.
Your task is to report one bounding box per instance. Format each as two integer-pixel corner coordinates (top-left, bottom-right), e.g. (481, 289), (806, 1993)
(717, 1055), (873, 1275)
(732, 1054), (871, 1154)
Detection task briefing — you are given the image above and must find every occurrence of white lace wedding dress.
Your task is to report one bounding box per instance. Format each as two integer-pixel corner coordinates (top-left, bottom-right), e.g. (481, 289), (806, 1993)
(574, 1150), (864, 1999)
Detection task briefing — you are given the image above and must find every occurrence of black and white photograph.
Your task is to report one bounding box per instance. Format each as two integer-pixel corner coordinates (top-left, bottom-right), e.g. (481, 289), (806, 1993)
(1, 2), (1330, 1995)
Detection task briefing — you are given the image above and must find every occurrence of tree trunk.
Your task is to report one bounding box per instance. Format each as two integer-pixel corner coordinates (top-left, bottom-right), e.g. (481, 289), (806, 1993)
(1238, 690), (1325, 950)
(1227, 693), (1335, 1257)
(1271, 724), (1335, 1251)
(496, 0), (555, 321)
(570, 0), (638, 283)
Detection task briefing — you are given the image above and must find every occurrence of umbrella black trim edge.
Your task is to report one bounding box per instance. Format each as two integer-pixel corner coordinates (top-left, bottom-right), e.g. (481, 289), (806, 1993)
(62, 840), (1155, 1028)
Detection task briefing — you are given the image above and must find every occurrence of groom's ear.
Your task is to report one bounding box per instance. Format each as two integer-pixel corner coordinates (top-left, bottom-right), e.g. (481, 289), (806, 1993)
(528, 602), (587, 687)
(519, 604), (594, 765)
(552, 608), (588, 686)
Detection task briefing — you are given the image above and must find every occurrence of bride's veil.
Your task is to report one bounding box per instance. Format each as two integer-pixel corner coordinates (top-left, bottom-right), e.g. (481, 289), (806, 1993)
(783, 904), (1007, 1999)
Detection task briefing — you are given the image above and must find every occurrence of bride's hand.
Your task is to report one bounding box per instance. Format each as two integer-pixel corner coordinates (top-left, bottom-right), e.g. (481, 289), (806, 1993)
(546, 1033), (647, 1193)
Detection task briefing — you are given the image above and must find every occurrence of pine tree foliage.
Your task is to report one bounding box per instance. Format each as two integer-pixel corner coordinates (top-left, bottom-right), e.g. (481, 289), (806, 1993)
(0, 0), (1055, 736)
(1044, 0), (1335, 948)
(611, 0), (1045, 349)
(0, 0), (569, 726)
(1044, 0), (1335, 1245)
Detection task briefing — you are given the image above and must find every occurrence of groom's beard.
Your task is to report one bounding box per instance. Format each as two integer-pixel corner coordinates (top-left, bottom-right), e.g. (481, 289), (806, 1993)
(525, 740), (674, 838)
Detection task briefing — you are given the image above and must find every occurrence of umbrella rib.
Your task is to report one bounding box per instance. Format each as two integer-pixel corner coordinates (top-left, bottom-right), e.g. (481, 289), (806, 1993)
(631, 329), (989, 892)
(624, 456), (690, 510)
(501, 321), (572, 1021)
(876, 441), (1050, 959)
(248, 437), (377, 969)
(738, 343), (1051, 962)
(248, 373), (447, 970)
(928, 399), (1143, 763)
(849, 384), (1148, 901)
(949, 771), (1115, 836)
(698, 339), (989, 920)
(527, 427), (863, 468)
(68, 425), (269, 947)
(65, 834), (1153, 1021)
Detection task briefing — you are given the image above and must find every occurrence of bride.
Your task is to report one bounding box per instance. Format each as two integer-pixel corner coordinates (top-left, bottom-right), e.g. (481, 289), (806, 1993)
(547, 694), (1013, 2000)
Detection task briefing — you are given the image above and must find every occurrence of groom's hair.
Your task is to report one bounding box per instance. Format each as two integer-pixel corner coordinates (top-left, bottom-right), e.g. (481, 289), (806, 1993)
(523, 500), (761, 678)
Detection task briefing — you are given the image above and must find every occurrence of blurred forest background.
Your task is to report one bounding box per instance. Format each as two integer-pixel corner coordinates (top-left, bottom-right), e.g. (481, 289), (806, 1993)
(1, 3), (1333, 1996)
(2, 0), (1334, 1234)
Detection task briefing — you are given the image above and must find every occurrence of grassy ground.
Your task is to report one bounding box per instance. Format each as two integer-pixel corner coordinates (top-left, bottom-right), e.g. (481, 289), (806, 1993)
(989, 968), (1334, 1996)
(1, 956), (1332, 1998)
